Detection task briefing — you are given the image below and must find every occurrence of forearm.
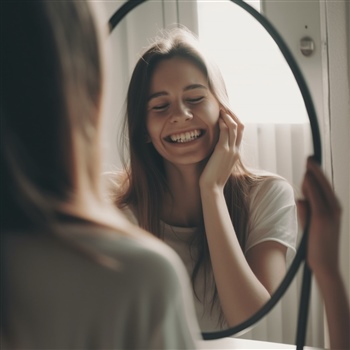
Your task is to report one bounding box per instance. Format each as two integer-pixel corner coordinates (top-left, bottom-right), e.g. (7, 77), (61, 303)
(314, 270), (350, 350)
(200, 186), (270, 326)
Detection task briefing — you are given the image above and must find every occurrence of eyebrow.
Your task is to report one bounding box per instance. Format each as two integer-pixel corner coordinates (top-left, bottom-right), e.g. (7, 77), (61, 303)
(147, 84), (208, 102)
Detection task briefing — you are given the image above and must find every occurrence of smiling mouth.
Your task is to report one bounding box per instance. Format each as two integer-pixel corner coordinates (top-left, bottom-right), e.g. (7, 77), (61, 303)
(165, 129), (204, 143)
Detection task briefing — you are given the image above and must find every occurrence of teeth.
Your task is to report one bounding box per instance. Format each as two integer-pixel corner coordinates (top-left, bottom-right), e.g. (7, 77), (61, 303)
(170, 130), (201, 143)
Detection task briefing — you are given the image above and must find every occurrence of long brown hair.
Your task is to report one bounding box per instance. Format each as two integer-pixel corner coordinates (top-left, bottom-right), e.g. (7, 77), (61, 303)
(115, 28), (261, 320)
(1, 1), (105, 341)
(1, 1), (104, 231)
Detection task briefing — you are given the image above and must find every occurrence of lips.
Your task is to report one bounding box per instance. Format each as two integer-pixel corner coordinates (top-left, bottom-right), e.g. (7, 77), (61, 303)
(165, 129), (204, 143)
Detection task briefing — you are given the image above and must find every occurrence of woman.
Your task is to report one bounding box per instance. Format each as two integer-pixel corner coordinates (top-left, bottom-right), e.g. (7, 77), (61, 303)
(1, 3), (200, 349)
(112, 28), (298, 331)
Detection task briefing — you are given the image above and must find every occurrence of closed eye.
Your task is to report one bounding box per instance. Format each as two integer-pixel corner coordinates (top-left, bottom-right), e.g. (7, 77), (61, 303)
(187, 96), (204, 104)
(152, 103), (169, 111)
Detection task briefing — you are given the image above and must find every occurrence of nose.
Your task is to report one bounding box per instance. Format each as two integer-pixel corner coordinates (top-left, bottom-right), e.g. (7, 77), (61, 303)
(169, 103), (193, 123)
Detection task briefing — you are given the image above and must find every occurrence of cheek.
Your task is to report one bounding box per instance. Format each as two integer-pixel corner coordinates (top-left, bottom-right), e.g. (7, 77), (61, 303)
(204, 98), (220, 124)
(211, 105), (221, 124)
(146, 116), (156, 138)
(205, 102), (220, 144)
(204, 103), (220, 131)
(211, 121), (220, 148)
(146, 116), (163, 144)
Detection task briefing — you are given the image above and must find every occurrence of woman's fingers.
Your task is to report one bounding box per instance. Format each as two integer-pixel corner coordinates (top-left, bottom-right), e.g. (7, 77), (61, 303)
(306, 158), (341, 212)
(222, 112), (237, 150)
(300, 157), (342, 276)
(217, 115), (230, 148)
(220, 110), (243, 149)
(201, 110), (242, 188)
(232, 112), (244, 148)
(227, 111), (244, 148)
(302, 158), (341, 217)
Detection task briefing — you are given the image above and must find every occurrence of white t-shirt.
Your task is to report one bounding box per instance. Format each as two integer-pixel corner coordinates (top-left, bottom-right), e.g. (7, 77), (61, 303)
(122, 176), (298, 332)
(3, 223), (200, 349)
(245, 176), (297, 264)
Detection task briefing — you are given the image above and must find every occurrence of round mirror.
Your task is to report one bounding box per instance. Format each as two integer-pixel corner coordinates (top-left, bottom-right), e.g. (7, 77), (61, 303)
(106, 0), (321, 340)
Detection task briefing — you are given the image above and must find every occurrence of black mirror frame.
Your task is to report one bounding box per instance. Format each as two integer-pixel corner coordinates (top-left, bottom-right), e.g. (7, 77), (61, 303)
(108, 0), (322, 347)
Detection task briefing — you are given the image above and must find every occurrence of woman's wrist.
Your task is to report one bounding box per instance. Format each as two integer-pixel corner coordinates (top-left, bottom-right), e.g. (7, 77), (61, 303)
(199, 181), (224, 197)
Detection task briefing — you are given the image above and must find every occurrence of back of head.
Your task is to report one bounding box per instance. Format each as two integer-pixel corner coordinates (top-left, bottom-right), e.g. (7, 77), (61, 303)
(1, 1), (104, 231)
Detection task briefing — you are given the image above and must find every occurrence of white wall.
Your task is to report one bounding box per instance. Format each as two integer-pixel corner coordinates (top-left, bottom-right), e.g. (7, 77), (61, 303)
(325, 0), (350, 302)
(263, 0), (350, 347)
(320, 3), (350, 346)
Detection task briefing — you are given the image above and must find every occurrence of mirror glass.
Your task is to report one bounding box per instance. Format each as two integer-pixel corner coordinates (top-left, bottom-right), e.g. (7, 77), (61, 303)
(102, 0), (314, 338)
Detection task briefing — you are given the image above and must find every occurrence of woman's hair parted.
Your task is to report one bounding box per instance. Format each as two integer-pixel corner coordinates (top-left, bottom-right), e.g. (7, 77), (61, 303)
(115, 27), (262, 323)
(1, 1), (104, 231)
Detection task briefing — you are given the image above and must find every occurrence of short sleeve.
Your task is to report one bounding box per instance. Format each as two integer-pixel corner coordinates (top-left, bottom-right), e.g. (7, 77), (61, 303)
(245, 177), (298, 265)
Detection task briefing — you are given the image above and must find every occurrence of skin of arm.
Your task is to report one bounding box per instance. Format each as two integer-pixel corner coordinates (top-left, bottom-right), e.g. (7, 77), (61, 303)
(199, 111), (288, 326)
(297, 158), (350, 350)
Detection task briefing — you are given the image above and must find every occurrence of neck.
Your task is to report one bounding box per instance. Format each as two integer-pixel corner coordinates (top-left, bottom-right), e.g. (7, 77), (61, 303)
(56, 125), (135, 235)
(63, 133), (104, 223)
(61, 169), (136, 235)
(162, 161), (206, 227)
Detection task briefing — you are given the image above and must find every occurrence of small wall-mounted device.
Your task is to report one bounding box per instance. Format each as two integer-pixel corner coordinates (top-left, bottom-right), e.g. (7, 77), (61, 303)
(300, 36), (315, 57)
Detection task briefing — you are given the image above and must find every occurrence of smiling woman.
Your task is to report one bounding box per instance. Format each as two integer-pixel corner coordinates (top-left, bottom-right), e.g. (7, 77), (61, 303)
(146, 57), (221, 167)
(109, 27), (298, 332)
(104, 0), (349, 348)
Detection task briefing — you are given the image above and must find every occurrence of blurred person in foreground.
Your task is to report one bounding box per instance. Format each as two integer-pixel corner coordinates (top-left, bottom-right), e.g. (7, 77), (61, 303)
(0, 2), (200, 349)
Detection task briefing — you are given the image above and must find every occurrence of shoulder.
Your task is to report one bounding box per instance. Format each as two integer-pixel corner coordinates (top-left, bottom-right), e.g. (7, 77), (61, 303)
(11, 227), (191, 303)
(244, 174), (298, 255)
(107, 235), (201, 349)
(127, 235), (191, 288)
(84, 230), (191, 295)
(4, 229), (200, 349)
(249, 173), (296, 204)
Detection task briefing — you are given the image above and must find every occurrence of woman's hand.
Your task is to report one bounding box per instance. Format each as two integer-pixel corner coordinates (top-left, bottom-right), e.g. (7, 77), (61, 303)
(297, 157), (342, 277)
(298, 159), (349, 350)
(199, 110), (244, 190)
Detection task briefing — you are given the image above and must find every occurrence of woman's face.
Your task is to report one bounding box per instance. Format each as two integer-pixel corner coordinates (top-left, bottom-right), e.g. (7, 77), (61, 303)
(146, 57), (220, 167)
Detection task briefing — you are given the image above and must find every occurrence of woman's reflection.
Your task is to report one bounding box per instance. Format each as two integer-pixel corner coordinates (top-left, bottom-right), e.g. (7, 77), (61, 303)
(109, 27), (297, 331)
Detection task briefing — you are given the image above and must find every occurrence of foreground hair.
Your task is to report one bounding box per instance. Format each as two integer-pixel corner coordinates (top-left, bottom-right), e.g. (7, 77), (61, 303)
(1, 0), (105, 340)
(115, 28), (262, 324)
(1, 1), (104, 231)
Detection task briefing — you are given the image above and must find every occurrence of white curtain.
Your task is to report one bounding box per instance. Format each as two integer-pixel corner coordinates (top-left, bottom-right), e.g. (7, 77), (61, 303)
(241, 123), (313, 191)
